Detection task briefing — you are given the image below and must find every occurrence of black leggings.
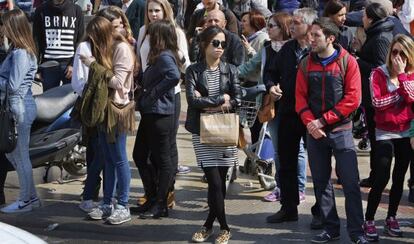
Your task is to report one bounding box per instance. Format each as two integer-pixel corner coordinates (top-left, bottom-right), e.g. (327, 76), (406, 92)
(203, 166), (230, 231)
(365, 138), (412, 220)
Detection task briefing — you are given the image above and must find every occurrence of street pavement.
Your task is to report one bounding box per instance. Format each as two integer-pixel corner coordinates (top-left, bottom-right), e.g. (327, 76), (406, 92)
(0, 91), (413, 244)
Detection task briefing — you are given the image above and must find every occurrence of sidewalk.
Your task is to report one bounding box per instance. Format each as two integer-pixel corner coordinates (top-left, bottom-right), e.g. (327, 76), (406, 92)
(0, 92), (413, 243)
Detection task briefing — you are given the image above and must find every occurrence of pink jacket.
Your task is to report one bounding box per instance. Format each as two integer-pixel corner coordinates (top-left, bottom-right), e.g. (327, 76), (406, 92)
(109, 41), (134, 105)
(370, 65), (414, 132)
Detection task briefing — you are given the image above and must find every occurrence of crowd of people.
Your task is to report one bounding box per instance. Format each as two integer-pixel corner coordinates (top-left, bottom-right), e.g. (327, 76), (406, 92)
(0, 0), (414, 244)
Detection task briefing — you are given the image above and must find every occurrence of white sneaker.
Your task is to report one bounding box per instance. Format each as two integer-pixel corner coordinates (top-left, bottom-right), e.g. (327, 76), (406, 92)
(1, 200), (33, 214)
(88, 204), (113, 220)
(30, 197), (41, 208)
(106, 205), (131, 225)
(79, 200), (98, 213)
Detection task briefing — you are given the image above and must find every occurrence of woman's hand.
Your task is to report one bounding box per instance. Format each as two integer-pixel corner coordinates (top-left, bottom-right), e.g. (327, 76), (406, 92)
(351, 37), (362, 53)
(392, 55), (407, 75)
(80, 54), (96, 67)
(195, 90), (202, 97)
(410, 137), (414, 150)
(241, 34), (255, 54)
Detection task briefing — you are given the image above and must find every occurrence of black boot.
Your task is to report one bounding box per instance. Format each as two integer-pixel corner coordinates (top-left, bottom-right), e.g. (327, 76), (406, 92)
(0, 189), (5, 205)
(0, 154), (10, 205)
(266, 207), (298, 223)
(131, 196), (155, 213)
(139, 202), (168, 219)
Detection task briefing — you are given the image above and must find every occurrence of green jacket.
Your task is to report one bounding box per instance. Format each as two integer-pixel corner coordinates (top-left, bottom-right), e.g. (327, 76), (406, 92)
(80, 61), (113, 128)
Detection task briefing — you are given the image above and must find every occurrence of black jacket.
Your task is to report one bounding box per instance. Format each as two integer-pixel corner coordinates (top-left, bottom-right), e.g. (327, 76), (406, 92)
(185, 61), (241, 134)
(338, 25), (353, 52)
(189, 29), (245, 66)
(139, 50), (180, 115)
(125, 0), (145, 40)
(264, 39), (310, 115)
(33, 0), (84, 65)
(357, 18), (394, 107)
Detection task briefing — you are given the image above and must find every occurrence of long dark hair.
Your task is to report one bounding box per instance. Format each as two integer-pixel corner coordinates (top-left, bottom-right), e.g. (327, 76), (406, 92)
(85, 17), (114, 70)
(323, 0), (346, 17)
(2, 9), (37, 57)
(199, 26), (225, 57)
(147, 20), (181, 69)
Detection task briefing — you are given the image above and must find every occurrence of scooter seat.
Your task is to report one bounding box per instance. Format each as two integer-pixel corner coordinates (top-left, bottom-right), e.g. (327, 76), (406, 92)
(34, 84), (78, 123)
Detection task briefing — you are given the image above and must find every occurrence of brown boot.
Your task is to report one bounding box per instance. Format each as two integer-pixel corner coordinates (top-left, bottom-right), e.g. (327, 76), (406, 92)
(137, 194), (147, 206)
(167, 191), (175, 209)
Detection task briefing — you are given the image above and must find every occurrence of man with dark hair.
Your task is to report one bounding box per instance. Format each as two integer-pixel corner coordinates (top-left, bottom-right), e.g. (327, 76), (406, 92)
(33, 0), (84, 91)
(296, 18), (367, 244)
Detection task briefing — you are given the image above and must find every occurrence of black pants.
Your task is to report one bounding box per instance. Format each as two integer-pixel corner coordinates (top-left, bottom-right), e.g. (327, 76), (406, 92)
(0, 154), (14, 194)
(365, 138), (412, 220)
(250, 118), (262, 145)
(203, 166), (230, 231)
(133, 113), (175, 205)
(365, 106), (377, 182)
(277, 113), (306, 212)
(169, 93), (181, 191)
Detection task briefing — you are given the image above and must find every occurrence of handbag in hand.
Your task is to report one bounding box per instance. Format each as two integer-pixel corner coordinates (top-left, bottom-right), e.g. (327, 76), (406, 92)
(200, 111), (239, 146)
(0, 87), (18, 153)
(257, 94), (275, 123)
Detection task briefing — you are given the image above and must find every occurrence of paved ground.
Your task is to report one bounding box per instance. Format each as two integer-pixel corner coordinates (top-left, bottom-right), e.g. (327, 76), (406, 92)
(0, 92), (413, 243)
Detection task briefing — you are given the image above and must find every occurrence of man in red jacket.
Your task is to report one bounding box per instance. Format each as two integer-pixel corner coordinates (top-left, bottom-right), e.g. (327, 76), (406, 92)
(295, 18), (368, 244)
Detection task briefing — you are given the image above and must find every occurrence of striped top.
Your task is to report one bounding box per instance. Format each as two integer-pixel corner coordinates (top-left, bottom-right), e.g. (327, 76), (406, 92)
(192, 67), (238, 168)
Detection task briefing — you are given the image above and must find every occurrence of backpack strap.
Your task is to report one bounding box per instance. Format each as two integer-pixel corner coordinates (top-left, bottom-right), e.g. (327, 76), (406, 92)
(299, 55), (310, 79)
(336, 52), (349, 81)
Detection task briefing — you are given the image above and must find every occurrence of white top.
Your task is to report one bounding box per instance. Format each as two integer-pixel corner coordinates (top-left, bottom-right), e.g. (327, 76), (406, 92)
(398, 0), (414, 33)
(71, 41), (92, 95)
(136, 25), (190, 94)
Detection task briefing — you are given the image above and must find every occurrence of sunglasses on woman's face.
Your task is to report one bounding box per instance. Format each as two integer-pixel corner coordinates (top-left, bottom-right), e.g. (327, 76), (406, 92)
(391, 49), (407, 59)
(211, 39), (227, 49)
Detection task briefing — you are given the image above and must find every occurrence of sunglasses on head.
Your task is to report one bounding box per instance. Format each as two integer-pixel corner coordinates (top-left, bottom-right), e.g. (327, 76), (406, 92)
(391, 49), (407, 59)
(211, 39), (227, 49)
(267, 23), (280, 29)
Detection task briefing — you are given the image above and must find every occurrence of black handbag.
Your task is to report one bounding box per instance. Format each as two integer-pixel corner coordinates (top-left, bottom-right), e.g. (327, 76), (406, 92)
(0, 88), (18, 153)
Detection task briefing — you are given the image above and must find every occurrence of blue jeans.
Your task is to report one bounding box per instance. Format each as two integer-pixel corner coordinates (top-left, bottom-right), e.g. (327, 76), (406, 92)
(6, 96), (37, 202)
(98, 131), (130, 206)
(41, 60), (70, 91)
(268, 115), (307, 192)
(82, 134), (104, 200)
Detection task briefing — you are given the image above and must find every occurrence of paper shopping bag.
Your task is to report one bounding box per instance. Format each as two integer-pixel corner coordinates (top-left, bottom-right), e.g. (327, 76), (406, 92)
(200, 113), (239, 146)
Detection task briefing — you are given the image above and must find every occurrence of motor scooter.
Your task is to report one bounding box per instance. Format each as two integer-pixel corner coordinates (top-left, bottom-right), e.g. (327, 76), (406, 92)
(1, 61), (86, 182)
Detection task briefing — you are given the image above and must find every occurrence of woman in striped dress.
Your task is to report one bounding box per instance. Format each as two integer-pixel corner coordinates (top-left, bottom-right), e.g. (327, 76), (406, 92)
(185, 26), (241, 244)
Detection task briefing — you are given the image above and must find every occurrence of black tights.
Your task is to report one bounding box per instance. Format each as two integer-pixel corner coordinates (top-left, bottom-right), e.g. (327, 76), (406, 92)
(365, 138), (412, 220)
(203, 166), (230, 231)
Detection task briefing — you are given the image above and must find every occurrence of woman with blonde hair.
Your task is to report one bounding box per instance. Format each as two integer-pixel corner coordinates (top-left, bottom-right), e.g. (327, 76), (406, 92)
(363, 34), (414, 241)
(80, 16), (135, 225)
(0, 9), (40, 214)
(132, 0), (190, 212)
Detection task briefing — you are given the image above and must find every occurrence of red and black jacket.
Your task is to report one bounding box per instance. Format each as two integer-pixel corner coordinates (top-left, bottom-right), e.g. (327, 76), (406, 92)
(296, 45), (361, 130)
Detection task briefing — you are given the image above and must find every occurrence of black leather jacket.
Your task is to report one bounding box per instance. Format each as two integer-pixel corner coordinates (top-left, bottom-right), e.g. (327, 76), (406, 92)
(185, 61), (241, 134)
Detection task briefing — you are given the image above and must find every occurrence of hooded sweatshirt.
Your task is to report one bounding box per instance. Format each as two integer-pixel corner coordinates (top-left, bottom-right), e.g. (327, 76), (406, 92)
(33, 0), (84, 65)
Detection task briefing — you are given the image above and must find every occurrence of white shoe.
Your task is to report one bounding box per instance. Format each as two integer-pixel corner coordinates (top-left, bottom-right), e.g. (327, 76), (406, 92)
(1, 200), (33, 214)
(30, 197), (41, 208)
(79, 200), (98, 213)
